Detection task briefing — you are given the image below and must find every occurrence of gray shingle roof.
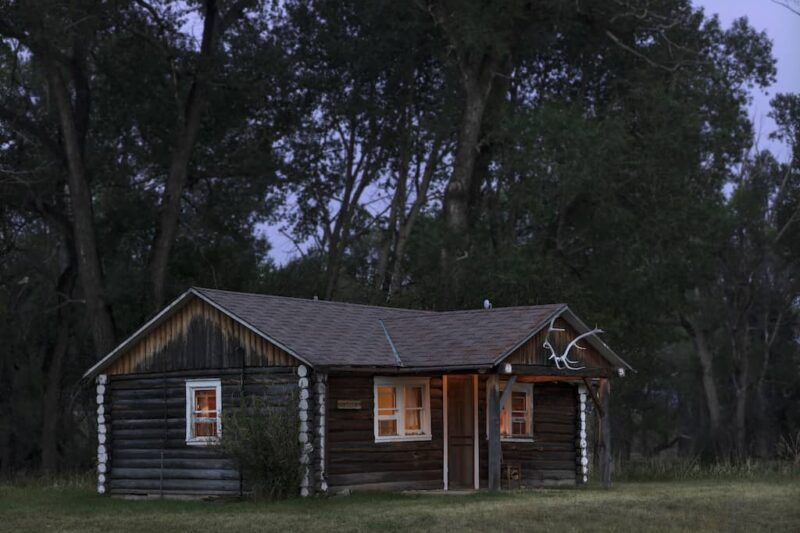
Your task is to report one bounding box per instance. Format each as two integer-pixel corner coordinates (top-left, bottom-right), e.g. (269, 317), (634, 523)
(381, 305), (564, 368)
(193, 287), (434, 367)
(84, 287), (628, 378)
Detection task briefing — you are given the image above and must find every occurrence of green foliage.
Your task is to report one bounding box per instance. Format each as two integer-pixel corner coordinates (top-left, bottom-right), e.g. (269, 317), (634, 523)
(217, 395), (301, 500)
(0, 0), (797, 476)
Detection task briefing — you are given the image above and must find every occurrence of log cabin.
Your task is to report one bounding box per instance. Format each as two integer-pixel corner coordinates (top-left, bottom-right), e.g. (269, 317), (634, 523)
(83, 287), (631, 497)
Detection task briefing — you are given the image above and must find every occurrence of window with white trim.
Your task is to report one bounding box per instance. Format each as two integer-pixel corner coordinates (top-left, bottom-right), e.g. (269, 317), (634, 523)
(185, 379), (222, 445)
(486, 382), (534, 441)
(373, 377), (431, 442)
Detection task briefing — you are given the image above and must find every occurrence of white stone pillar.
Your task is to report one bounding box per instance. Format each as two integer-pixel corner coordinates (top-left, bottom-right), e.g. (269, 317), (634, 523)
(297, 365), (313, 497)
(313, 372), (328, 494)
(96, 374), (109, 495)
(577, 384), (589, 483)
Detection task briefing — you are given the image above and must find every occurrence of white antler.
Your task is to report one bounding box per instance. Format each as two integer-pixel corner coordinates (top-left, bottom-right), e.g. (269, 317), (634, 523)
(542, 317), (603, 371)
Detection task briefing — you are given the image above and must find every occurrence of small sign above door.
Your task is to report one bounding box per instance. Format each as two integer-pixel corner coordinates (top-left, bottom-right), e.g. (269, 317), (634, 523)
(337, 399), (362, 410)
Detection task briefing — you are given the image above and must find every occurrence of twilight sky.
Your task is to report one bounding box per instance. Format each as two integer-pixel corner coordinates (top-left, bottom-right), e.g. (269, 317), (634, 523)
(694, 0), (800, 160)
(263, 1), (800, 264)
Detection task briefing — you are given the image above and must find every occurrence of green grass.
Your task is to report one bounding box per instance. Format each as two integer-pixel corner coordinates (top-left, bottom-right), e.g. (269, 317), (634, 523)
(1, 480), (799, 532)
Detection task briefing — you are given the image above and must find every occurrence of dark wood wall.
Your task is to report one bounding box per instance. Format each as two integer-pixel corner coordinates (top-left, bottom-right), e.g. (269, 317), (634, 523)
(107, 298), (297, 375)
(506, 317), (609, 369)
(478, 378), (577, 488)
(107, 367), (296, 496)
(325, 374), (444, 493)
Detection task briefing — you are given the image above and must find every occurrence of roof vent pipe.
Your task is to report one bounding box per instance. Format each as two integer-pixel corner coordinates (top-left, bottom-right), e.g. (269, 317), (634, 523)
(483, 299), (492, 310)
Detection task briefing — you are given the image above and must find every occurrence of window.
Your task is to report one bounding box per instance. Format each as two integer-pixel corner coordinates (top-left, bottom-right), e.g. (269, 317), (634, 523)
(487, 381), (533, 441)
(373, 377), (431, 442)
(186, 379), (222, 445)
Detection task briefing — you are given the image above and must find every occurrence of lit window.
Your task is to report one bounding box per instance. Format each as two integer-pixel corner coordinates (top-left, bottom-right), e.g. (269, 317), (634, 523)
(488, 382), (533, 441)
(374, 377), (431, 442)
(186, 379), (222, 445)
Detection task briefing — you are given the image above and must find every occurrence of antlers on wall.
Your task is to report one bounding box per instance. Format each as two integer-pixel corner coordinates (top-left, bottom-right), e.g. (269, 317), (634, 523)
(542, 316), (604, 371)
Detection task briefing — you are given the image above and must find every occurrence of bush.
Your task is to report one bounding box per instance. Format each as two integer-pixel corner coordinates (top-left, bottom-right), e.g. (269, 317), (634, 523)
(217, 394), (301, 500)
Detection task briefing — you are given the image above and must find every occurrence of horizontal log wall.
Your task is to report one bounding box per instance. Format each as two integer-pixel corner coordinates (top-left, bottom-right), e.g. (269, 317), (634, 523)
(107, 298), (297, 375)
(325, 374), (444, 493)
(506, 318), (609, 369)
(107, 367), (297, 496)
(478, 378), (578, 488)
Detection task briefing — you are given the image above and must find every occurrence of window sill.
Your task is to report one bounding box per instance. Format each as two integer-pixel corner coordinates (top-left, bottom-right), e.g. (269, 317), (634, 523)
(501, 437), (535, 443)
(186, 438), (219, 446)
(375, 435), (433, 443)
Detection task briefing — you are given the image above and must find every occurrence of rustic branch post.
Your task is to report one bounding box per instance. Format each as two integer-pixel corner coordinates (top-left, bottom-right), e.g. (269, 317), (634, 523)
(487, 375), (500, 491)
(488, 374), (517, 490)
(598, 378), (612, 488)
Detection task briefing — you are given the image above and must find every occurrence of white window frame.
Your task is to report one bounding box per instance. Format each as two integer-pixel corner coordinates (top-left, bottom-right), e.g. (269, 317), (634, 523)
(486, 381), (534, 442)
(373, 377), (432, 443)
(185, 378), (222, 445)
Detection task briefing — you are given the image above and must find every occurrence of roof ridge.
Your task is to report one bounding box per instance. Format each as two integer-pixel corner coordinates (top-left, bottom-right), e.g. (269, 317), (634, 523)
(379, 319), (404, 367)
(380, 303), (567, 321)
(193, 287), (435, 314)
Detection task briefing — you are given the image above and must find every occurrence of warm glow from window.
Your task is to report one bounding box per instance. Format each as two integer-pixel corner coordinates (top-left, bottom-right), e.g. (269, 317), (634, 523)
(193, 388), (218, 437)
(186, 379), (221, 444)
(404, 386), (424, 434)
(374, 378), (431, 441)
(490, 382), (533, 440)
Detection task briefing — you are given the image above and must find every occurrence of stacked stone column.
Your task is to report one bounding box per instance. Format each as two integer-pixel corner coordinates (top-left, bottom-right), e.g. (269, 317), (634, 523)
(576, 384), (589, 483)
(96, 374), (109, 494)
(297, 365), (314, 497)
(313, 372), (328, 494)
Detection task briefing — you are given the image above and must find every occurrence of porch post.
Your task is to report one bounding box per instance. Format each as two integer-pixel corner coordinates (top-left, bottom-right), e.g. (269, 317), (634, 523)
(487, 375), (501, 491)
(598, 378), (612, 488)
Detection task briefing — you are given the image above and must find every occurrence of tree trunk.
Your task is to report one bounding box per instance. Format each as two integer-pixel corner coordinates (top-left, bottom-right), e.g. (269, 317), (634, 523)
(386, 137), (443, 300)
(438, 69), (500, 307)
(47, 64), (116, 357)
(732, 332), (750, 457)
(41, 235), (77, 473)
(755, 310), (782, 457)
(680, 315), (722, 450)
(148, 0), (220, 311)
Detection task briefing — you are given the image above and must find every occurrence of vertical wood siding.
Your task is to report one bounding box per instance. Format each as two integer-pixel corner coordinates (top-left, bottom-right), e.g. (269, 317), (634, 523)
(505, 318), (609, 369)
(107, 368), (296, 496)
(106, 299), (297, 375)
(325, 374), (444, 493)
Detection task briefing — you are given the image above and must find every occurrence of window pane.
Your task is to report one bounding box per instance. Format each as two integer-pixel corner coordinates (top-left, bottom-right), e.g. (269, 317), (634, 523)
(194, 420), (217, 437)
(512, 419), (527, 436)
(377, 386), (396, 410)
(511, 392), (526, 412)
(195, 389), (216, 415)
(379, 419), (398, 436)
(406, 386), (423, 408)
(405, 409), (421, 433)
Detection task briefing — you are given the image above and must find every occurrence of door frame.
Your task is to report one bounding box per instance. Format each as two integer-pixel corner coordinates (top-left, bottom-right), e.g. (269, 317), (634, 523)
(442, 374), (479, 490)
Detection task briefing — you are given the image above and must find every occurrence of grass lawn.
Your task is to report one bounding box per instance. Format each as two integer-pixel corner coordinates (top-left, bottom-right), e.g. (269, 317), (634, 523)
(1, 480), (799, 532)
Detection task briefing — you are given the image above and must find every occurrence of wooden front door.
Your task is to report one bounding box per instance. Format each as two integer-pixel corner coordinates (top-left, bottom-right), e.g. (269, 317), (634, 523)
(447, 375), (475, 489)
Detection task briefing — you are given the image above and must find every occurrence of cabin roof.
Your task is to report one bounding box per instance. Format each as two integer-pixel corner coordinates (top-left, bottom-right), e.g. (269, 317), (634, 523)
(83, 287), (631, 378)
